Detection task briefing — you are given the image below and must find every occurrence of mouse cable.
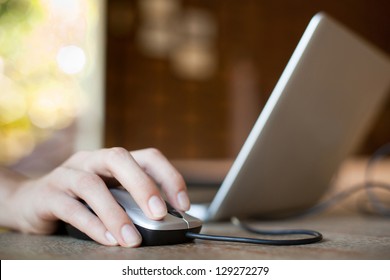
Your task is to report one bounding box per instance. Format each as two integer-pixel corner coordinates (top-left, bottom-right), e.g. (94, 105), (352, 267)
(185, 218), (323, 246)
(186, 182), (390, 246)
(186, 143), (390, 246)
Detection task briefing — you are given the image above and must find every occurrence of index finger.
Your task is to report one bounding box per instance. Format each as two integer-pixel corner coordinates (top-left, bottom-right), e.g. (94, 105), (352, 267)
(131, 148), (190, 211)
(64, 148), (167, 220)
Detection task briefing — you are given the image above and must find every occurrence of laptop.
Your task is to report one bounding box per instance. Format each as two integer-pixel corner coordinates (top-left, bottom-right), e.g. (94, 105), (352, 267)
(179, 12), (390, 221)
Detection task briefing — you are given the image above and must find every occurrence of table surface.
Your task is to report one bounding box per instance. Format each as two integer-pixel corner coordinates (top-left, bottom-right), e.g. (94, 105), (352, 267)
(1, 213), (389, 260)
(1, 158), (390, 260)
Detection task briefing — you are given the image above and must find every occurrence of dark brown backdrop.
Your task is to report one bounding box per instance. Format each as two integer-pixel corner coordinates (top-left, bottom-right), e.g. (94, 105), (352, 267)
(105, 0), (390, 159)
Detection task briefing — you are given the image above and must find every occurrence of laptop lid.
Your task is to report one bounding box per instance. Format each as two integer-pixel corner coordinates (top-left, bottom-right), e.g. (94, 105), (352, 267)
(197, 12), (390, 221)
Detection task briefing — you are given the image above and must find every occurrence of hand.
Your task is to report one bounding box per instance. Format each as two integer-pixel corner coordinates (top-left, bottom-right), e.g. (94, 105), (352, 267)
(5, 148), (190, 247)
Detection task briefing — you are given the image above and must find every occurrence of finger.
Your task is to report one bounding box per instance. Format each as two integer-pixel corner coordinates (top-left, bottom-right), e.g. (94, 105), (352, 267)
(131, 148), (190, 211)
(51, 195), (120, 246)
(51, 167), (142, 247)
(64, 148), (167, 220)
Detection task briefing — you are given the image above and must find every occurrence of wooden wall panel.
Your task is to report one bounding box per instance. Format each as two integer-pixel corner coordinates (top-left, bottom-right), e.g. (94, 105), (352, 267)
(105, 0), (390, 158)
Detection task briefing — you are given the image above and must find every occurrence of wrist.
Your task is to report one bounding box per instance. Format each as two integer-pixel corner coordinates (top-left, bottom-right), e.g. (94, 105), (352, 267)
(0, 168), (29, 231)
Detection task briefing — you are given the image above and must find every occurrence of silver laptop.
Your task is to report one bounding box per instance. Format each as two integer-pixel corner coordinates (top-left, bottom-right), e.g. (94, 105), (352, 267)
(181, 12), (390, 221)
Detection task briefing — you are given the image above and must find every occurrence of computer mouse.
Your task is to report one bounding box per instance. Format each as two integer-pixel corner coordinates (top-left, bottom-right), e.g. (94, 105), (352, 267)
(65, 188), (203, 246)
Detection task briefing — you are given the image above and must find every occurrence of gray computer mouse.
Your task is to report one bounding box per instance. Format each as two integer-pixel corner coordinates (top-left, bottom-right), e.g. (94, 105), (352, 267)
(65, 188), (203, 246)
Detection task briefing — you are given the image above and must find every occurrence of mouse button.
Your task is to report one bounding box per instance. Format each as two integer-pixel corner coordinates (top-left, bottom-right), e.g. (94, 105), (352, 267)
(122, 203), (187, 230)
(182, 212), (203, 229)
(135, 215), (187, 231)
(125, 209), (149, 226)
(110, 188), (139, 210)
(165, 201), (183, 218)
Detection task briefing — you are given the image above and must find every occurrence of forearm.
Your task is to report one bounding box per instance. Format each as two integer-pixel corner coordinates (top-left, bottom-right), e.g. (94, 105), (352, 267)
(0, 167), (28, 230)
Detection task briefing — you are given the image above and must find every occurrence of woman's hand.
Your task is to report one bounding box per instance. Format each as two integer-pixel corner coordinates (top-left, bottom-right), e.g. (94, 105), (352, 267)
(1, 147), (190, 247)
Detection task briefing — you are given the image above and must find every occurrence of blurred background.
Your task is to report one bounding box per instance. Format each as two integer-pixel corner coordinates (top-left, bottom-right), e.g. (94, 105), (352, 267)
(1, 0), (389, 173)
(0, 0), (104, 172)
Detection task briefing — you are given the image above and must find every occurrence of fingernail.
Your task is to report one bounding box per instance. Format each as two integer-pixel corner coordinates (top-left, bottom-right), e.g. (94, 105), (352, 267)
(105, 231), (118, 245)
(121, 224), (142, 247)
(177, 191), (190, 211)
(148, 195), (167, 218)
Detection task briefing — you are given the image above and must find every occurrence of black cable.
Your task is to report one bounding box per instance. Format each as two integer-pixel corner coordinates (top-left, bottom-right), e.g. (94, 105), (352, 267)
(185, 143), (390, 246)
(185, 217), (323, 246)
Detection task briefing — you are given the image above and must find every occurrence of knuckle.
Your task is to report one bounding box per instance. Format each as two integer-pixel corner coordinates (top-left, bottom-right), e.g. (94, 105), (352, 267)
(76, 173), (104, 194)
(62, 201), (85, 222)
(82, 215), (100, 231)
(42, 167), (68, 192)
(172, 172), (186, 187)
(131, 172), (154, 189)
(107, 147), (130, 162)
(145, 147), (163, 158)
(66, 205), (99, 233)
(69, 150), (90, 162)
(75, 150), (90, 157)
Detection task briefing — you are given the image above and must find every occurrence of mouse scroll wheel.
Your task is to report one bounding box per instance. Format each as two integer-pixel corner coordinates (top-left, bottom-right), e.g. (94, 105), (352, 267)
(165, 201), (183, 218)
